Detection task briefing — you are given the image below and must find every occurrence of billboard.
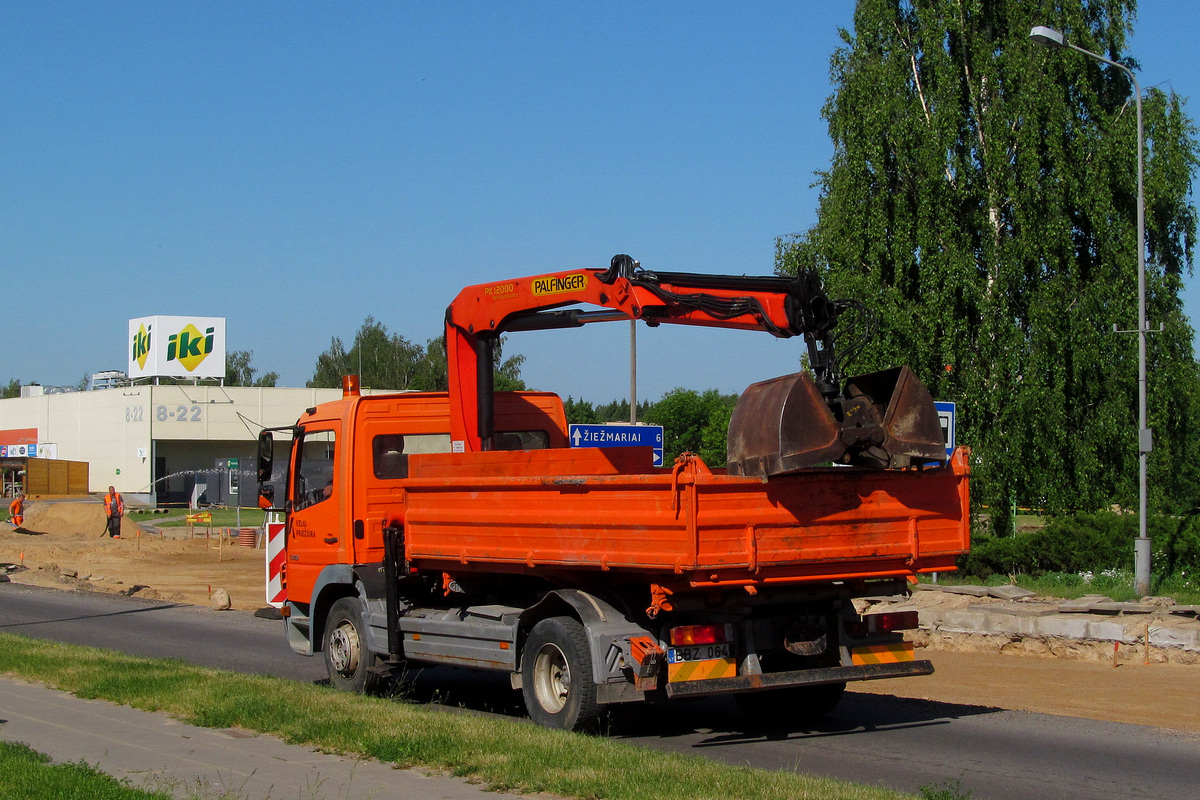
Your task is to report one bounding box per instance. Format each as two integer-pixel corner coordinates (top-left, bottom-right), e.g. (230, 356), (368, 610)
(128, 316), (227, 380)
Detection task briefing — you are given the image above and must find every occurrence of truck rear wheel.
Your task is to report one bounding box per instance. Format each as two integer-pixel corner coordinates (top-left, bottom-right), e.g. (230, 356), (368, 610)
(521, 616), (599, 731)
(323, 597), (380, 694)
(735, 681), (846, 722)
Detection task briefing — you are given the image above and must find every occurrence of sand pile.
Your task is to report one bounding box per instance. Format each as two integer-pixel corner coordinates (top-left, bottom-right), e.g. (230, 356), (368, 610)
(21, 500), (143, 538)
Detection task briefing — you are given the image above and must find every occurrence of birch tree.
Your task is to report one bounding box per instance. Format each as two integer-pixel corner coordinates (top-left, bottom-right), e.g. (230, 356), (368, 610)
(779, 0), (1200, 529)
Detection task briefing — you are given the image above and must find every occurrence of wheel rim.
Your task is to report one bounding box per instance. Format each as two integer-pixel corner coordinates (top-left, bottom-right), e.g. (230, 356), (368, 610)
(532, 642), (571, 714)
(328, 620), (361, 677)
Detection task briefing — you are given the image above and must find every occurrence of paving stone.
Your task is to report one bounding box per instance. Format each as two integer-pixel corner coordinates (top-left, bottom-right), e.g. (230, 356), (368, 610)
(937, 584), (991, 597)
(1150, 626), (1200, 651)
(1089, 602), (1154, 615)
(1058, 595), (1113, 613)
(966, 604), (1056, 617)
(987, 585), (1037, 600)
(1169, 605), (1200, 617)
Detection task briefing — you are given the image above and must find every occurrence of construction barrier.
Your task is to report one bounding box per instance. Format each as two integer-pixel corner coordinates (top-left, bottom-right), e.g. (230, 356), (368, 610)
(264, 512), (286, 607)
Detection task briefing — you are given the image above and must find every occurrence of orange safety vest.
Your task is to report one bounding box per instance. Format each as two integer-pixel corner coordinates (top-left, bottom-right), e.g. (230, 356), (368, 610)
(104, 492), (123, 517)
(9, 498), (21, 518)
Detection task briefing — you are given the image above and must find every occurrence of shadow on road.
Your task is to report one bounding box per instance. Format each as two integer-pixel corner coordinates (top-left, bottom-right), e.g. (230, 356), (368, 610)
(0, 597), (188, 629)
(367, 664), (1001, 743)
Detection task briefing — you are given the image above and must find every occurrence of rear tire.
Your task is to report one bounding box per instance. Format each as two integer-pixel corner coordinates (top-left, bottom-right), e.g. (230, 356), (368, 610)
(323, 597), (381, 694)
(735, 681), (846, 722)
(521, 616), (599, 731)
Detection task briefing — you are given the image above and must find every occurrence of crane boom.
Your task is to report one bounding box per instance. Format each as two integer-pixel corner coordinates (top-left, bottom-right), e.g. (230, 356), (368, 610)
(445, 254), (943, 472)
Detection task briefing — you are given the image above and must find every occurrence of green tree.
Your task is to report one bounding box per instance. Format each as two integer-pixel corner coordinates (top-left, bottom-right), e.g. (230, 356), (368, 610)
(413, 336), (448, 391)
(225, 351), (255, 386)
(778, 0), (1200, 530)
(226, 350), (280, 387)
(308, 317), (424, 390)
(1, 379), (20, 399)
(492, 338), (527, 392)
(645, 388), (738, 466)
(308, 322), (527, 392)
(563, 397), (598, 424)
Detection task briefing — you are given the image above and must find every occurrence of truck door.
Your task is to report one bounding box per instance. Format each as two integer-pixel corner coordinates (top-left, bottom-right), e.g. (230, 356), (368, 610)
(286, 428), (342, 604)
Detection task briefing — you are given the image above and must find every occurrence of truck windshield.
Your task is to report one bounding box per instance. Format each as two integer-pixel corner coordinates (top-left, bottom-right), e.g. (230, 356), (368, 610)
(294, 430), (336, 510)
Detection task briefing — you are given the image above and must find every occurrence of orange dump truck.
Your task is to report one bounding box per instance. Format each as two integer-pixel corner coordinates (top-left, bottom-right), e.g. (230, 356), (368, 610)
(259, 256), (970, 729)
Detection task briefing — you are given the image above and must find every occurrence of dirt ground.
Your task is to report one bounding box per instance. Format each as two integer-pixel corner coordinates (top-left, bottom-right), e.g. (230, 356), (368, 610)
(1, 499), (267, 609)
(4, 499), (1200, 733)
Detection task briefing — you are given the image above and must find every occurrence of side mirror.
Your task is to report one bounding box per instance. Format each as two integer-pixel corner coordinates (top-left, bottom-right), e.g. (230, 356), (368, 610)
(257, 431), (274, 483)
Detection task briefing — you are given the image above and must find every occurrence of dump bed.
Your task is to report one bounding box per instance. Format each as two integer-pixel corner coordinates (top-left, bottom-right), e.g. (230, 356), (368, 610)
(402, 445), (970, 587)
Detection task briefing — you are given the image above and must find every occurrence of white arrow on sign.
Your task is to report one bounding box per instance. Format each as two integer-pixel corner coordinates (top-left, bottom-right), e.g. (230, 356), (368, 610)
(572, 429), (582, 446)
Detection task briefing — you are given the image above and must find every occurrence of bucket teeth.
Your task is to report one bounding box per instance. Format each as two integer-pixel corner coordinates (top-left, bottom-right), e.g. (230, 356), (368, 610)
(727, 367), (946, 477)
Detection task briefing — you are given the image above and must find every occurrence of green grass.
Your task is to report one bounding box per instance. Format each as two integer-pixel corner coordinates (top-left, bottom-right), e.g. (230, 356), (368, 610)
(0, 741), (173, 800)
(924, 570), (1200, 604)
(0, 633), (914, 800)
(153, 508), (266, 529)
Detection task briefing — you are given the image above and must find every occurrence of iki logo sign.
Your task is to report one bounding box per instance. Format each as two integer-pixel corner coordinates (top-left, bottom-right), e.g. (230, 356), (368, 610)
(128, 316), (226, 379)
(131, 323), (152, 371)
(167, 324), (215, 372)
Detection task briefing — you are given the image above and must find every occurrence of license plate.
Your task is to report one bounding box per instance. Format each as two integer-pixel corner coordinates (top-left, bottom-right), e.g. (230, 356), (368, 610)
(667, 643), (732, 663)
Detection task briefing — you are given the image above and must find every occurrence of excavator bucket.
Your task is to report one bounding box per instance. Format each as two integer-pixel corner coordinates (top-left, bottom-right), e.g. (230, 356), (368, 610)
(727, 372), (846, 478)
(727, 366), (947, 478)
(838, 366), (946, 468)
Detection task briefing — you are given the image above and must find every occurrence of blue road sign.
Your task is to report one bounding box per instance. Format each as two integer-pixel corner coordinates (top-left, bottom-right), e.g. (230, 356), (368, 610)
(569, 423), (665, 467)
(934, 401), (956, 458)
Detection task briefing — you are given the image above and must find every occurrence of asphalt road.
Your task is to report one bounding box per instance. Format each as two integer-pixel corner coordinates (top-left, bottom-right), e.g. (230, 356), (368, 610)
(2, 582), (1197, 800)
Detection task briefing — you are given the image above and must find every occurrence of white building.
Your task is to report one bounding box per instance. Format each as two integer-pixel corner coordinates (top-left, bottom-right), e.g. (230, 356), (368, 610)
(0, 385), (378, 505)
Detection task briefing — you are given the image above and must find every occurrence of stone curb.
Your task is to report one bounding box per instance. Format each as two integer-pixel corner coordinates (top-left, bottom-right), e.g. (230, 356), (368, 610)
(911, 585), (1200, 653)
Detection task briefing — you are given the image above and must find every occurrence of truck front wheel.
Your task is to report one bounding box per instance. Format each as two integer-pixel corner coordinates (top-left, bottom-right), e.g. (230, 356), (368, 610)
(521, 616), (600, 731)
(323, 597), (380, 694)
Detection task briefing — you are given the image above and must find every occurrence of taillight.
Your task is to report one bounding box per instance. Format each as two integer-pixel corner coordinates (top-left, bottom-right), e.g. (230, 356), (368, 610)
(866, 610), (920, 634)
(669, 624), (733, 646)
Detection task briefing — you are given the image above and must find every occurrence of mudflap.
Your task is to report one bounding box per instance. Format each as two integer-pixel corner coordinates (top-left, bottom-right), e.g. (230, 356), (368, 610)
(727, 366), (946, 477)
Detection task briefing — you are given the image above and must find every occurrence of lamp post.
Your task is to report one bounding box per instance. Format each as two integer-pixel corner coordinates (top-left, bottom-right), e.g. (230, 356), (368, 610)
(1030, 25), (1152, 596)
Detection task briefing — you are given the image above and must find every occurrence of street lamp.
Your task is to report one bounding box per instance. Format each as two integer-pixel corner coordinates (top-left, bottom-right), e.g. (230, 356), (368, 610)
(1030, 25), (1152, 596)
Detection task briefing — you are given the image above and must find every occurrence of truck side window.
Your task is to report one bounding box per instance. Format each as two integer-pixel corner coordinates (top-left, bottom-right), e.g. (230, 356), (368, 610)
(372, 433), (453, 480)
(294, 430), (336, 510)
(373, 435), (407, 479)
(496, 430), (550, 450)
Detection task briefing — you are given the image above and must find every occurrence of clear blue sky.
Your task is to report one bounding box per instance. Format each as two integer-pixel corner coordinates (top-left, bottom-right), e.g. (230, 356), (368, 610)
(2, 3), (1198, 403)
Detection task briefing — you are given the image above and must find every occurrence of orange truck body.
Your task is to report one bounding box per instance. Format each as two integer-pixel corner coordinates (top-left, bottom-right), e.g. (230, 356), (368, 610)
(273, 385), (969, 729)
(268, 259), (970, 730)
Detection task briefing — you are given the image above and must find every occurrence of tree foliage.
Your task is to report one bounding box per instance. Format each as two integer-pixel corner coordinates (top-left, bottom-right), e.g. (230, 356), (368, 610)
(307, 319), (526, 392)
(1, 379), (20, 399)
(778, 0), (1200, 529)
(562, 398), (653, 425)
(644, 388), (738, 466)
(225, 350), (279, 387)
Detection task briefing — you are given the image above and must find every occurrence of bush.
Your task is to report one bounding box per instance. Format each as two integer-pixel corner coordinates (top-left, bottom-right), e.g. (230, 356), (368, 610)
(959, 511), (1188, 580)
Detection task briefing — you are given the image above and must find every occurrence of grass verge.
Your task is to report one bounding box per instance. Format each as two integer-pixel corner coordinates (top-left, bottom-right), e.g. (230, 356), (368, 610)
(0, 740), (172, 800)
(153, 508), (266, 529)
(0, 632), (912, 800)
(924, 570), (1200, 604)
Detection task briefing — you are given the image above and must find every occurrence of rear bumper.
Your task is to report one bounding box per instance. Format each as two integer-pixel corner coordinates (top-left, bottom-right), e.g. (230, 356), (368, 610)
(663, 659), (933, 698)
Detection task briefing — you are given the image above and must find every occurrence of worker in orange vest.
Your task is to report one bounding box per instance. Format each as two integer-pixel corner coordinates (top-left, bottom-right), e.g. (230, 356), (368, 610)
(8, 493), (24, 528)
(103, 486), (124, 538)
